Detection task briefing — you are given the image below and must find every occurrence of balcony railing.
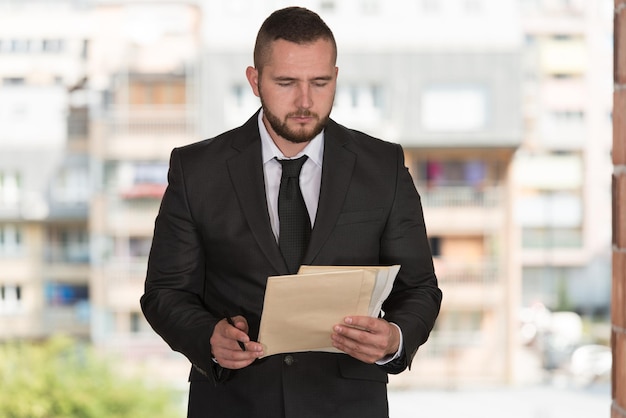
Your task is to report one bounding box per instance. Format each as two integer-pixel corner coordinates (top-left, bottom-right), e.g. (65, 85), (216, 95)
(522, 228), (583, 249)
(44, 243), (90, 264)
(104, 106), (196, 138)
(418, 330), (484, 357)
(102, 257), (149, 283)
(415, 184), (503, 208)
(434, 259), (500, 285)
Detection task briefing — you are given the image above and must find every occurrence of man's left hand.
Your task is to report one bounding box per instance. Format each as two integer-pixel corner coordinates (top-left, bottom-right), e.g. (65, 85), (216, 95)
(331, 316), (400, 364)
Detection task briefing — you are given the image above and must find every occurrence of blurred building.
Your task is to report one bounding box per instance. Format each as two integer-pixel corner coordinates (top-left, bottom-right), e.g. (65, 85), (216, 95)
(86, 0), (201, 380)
(0, 0), (91, 340)
(516, 0), (613, 317)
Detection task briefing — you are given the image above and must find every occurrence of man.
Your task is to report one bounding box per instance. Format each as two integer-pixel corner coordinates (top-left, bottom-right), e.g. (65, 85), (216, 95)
(141, 6), (442, 418)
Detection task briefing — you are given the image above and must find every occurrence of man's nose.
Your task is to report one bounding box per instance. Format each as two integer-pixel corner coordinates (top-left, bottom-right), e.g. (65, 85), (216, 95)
(296, 84), (312, 109)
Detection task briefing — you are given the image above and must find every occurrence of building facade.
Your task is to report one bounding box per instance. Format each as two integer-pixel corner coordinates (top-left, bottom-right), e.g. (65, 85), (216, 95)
(0, 0), (91, 340)
(517, 0), (613, 321)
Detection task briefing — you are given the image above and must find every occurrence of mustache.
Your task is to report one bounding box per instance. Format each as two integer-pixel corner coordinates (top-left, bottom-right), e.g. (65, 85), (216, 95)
(287, 110), (317, 118)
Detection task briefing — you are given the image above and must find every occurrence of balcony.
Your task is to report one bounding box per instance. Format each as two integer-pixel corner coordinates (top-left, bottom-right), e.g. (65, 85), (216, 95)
(417, 184), (503, 208)
(43, 242), (90, 279)
(417, 185), (505, 233)
(40, 304), (90, 337)
(434, 259), (502, 307)
(95, 193), (161, 235)
(98, 258), (147, 310)
(96, 106), (197, 160)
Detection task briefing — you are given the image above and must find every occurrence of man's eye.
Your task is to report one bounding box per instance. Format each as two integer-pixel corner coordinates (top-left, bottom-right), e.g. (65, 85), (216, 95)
(312, 82), (328, 87)
(277, 82), (293, 87)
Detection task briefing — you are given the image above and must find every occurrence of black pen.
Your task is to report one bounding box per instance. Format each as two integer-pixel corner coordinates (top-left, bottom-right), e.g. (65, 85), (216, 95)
(223, 311), (247, 351)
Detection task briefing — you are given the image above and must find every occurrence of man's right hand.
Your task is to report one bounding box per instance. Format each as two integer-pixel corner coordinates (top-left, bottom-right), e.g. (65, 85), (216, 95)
(210, 315), (264, 369)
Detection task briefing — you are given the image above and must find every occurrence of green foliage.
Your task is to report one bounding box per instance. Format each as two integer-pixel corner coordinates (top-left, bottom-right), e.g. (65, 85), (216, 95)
(0, 336), (182, 418)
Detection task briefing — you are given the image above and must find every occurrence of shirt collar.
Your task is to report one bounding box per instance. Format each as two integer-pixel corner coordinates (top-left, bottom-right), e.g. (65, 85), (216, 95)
(258, 110), (324, 167)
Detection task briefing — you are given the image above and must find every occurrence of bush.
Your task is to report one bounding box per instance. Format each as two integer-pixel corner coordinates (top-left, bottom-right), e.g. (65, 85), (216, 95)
(0, 336), (181, 418)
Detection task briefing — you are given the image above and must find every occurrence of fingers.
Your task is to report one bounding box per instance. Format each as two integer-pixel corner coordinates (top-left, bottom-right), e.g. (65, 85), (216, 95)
(210, 317), (264, 369)
(331, 316), (399, 364)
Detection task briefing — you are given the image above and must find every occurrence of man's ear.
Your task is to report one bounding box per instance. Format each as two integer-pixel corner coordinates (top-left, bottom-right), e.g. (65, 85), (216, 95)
(246, 66), (260, 97)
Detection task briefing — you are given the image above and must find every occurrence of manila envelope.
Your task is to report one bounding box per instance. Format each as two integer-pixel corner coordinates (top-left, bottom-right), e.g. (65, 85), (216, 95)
(257, 269), (376, 358)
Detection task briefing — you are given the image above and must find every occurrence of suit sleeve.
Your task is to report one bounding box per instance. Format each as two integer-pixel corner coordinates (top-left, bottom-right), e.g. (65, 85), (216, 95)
(140, 148), (222, 381)
(378, 144), (442, 374)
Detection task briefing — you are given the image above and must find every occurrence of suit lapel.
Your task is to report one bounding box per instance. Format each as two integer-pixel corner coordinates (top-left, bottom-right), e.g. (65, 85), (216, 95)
(303, 121), (355, 264)
(227, 116), (356, 272)
(227, 113), (288, 274)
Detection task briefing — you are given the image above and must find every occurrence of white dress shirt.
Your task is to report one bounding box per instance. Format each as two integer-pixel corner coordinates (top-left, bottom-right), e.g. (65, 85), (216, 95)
(258, 111), (323, 242)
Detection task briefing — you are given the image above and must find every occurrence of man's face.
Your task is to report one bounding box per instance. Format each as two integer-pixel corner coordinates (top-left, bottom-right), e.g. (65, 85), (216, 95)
(246, 39), (338, 144)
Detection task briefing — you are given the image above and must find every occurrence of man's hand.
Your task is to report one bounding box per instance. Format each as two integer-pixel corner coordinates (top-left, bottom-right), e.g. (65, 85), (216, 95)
(331, 316), (400, 364)
(210, 315), (264, 369)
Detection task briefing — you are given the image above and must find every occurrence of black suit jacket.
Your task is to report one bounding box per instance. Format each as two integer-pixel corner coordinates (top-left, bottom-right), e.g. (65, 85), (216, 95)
(141, 111), (442, 418)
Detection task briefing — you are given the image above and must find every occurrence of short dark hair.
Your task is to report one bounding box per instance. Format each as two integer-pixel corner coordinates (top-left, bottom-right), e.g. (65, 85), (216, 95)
(253, 7), (337, 71)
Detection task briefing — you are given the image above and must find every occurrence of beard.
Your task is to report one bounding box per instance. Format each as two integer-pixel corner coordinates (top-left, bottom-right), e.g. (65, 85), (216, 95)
(260, 97), (330, 144)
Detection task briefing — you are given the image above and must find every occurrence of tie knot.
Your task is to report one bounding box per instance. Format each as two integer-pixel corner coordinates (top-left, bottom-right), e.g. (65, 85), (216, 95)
(277, 155), (308, 178)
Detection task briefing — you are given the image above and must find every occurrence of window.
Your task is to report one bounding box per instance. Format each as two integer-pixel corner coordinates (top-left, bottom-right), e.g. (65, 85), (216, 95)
(429, 236), (442, 257)
(119, 162), (168, 199)
(229, 83), (258, 111)
(46, 226), (89, 263)
(446, 310), (483, 333)
(320, 0), (336, 11)
(417, 159), (488, 188)
(0, 224), (23, 257)
(2, 77), (25, 86)
(10, 39), (30, 53)
(552, 34), (572, 41)
(231, 84), (246, 107)
(134, 162), (168, 185)
(0, 171), (21, 205)
(551, 110), (584, 121)
(81, 39), (89, 60)
(52, 166), (90, 203)
(129, 78), (186, 105)
(336, 84), (383, 110)
(129, 237), (152, 258)
(0, 284), (23, 314)
(131, 312), (143, 333)
(421, 85), (488, 132)
(434, 310), (484, 347)
(42, 39), (64, 53)
(44, 282), (89, 306)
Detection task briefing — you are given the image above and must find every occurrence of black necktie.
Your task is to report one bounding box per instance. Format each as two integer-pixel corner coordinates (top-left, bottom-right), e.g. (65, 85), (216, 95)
(276, 156), (311, 274)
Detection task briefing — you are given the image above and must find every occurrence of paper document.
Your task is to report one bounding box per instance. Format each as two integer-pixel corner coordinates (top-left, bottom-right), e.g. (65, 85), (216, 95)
(257, 265), (400, 357)
(298, 265), (401, 317)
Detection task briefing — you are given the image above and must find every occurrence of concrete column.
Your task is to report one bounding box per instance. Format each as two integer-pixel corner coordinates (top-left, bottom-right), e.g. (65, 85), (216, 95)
(613, 1), (626, 417)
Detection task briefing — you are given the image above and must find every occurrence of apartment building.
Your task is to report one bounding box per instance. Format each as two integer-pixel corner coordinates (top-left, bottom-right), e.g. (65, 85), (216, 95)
(87, 2), (201, 377)
(0, 0), (91, 340)
(517, 0), (613, 318)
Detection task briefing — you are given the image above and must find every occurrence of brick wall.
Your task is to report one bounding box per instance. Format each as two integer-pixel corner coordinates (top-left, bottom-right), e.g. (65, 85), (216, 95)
(614, 1), (626, 417)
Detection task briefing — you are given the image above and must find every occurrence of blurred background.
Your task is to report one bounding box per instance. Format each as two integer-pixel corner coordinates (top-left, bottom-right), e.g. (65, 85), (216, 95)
(0, 0), (614, 416)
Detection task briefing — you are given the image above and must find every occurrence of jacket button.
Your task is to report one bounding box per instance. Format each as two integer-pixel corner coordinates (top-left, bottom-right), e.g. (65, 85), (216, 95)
(284, 355), (295, 366)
